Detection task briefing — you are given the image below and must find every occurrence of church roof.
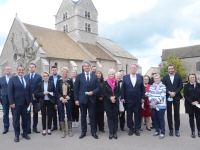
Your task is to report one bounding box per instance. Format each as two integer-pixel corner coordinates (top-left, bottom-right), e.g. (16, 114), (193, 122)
(78, 42), (115, 61)
(162, 44), (200, 61)
(24, 23), (94, 61)
(97, 37), (137, 60)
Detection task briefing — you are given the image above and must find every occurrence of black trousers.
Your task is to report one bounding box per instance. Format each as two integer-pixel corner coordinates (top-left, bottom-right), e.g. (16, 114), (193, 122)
(167, 100), (180, 130)
(80, 100), (96, 134)
(52, 108), (58, 127)
(119, 111), (125, 129)
(105, 102), (118, 134)
(41, 100), (53, 130)
(188, 108), (200, 132)
(13, 104), (28, 137)
(95, 111), (104, 131)
(72, 101), (79, 122)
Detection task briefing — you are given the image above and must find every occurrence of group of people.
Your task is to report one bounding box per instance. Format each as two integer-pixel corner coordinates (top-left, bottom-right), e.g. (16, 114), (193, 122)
(0, 60), (200, 143)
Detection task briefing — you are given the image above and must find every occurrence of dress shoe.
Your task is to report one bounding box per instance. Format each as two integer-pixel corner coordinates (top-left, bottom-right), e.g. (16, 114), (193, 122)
(14, 137), (19, 142)
(128, 130), (133, 136)
(169, 130), (173, 136)
(51, 127), (57, 131)
(121, 128), (125, 131)
(47, 131), (51, 135)
(140, 128), (143, 131)
(42, 133), (46, 136)
(135, 131), (140, 136)
(27, 130), (31, 134)
(113, 134), (118, 139)
(99, 130), (105, 132)
(175, 130), (180, 137)
(109, 134), (113, 140)
(92, 133), (98, 139)
(146, 126), (151, 131)
(150, 126), (155, 129)
(159, 134), (165, 139)
(153, 132), (159, 136)
(191, 132), (195, 138)
(79, 133), (86, 139)
(2, 129), (8, 134)
(22, 134), (31, 140)
(33, 128), (40, 133)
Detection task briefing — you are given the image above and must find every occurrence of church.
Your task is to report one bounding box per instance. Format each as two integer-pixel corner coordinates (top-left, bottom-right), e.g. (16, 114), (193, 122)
(0, 0), (141, 76)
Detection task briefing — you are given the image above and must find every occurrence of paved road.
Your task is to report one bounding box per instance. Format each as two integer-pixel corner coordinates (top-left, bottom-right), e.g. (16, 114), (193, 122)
(0, 100), (199, 150)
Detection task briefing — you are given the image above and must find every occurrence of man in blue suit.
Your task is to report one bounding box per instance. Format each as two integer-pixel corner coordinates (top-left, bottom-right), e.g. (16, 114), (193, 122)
(49, 66), (61, 131)
(74, 60), (99, 139)
(8, 64), (32, 142)
(121, 64), (145, 136)
(24, 63), (42, 134)
(0, 66), (13, 134)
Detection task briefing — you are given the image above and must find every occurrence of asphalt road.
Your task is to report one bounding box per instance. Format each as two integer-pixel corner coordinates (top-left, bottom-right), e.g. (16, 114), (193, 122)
(0, 100), (199, 150)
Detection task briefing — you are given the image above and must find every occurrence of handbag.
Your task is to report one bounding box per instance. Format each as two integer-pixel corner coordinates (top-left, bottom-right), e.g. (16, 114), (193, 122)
(119, 99), (125, 112)
(34, 102), (41, 113)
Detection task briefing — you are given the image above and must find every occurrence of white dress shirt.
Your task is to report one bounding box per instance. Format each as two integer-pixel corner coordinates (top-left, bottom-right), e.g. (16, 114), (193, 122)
(169, 73), (175, 84)
(18, 76), (26, 88)
(85, 72), (91, 81)
(130, 74), (137, 87)
(53, 75), (58, 88)
(30, 72), (36, 79)
(44, 82), (49, 100)
(5, 75), (10, 84)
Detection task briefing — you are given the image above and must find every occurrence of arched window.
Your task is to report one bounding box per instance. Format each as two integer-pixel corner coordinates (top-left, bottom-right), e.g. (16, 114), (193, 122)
(63, 25), (66, 32)
(54, 62), (58, 67)
(196, 61), (200, 71)
(87, 12), (90, 19)
(65, 25), (68, 32)
(63, 13), (66, 21)
(85, 23), (88, 31)
(65, 12), (67, 20)
(85, 11), (87, 18)
(88, 24), (91, 32)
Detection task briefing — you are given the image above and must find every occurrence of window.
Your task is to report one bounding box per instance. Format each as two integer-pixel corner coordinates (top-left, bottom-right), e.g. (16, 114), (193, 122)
(54, 62), (58, 67)
(85, 23), (88, 31)
(15, 33), (18, 41)
(63, 25), (68, 32)
(88, 24), (91, 32)
(196, 61), (200, 71)
(13, 53), (17, 61)
(63, 13), (66, 21)
(85, 11), (87, 18)
(65, 12), (67, 20)
(87, 12), (90, 19)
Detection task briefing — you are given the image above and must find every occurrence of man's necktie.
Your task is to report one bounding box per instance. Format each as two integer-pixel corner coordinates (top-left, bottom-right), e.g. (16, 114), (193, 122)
(86, 73), (89, 83)
(21, 77), (25, 89)
(31, 73), (34, 82)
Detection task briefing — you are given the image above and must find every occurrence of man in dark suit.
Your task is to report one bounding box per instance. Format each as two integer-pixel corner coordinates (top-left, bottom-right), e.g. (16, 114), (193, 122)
(162, 64), (183, 137)
(0, 66), (13, 134)
(121, 64), (145, 136)
(74, 60), (99, 139)
(24, 63), (42, 134)
(8, 64), (32, 142)
(49, 66), (61, 131)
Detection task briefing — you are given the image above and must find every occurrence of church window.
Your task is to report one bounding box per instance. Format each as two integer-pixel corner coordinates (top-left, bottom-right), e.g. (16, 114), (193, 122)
(88, 12), (90, 19)
(65, 12), (68, 19)
(85, 11), (88, 18)
(63, 26), (66, 32)
(13, 53), (17, 61)
(65, 25), (68, 32)
(88, 24), (91, 32)
(63, 13), (66, 21)
(85, 23), (88, 31)
(54, 62), (58, 67)
(196, 61), (200, 71)
(15, 33), (18, 41)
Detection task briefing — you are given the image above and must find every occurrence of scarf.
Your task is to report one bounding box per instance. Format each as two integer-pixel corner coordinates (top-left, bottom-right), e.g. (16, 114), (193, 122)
(107, 78), (116, 95)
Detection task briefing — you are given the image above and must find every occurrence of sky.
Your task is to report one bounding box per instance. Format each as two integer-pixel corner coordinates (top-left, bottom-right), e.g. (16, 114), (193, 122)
(0, 0), (200, 74)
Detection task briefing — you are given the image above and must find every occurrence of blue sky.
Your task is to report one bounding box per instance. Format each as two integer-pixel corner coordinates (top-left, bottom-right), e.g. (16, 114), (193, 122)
(0, 0), (200, 74)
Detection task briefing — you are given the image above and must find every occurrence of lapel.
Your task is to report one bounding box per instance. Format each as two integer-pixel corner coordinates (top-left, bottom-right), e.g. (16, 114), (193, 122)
(88, 73), (93, 86)
(128, 74), (136, 88)
(41, 81), (45, 92)
(16, 76), (24, 89)
(167, 74), (173, 85)
(134, 74), (139, 87)
(3, 76), (7, 85)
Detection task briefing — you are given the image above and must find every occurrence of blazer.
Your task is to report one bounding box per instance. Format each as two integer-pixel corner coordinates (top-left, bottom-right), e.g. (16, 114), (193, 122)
(56, 78), (73, 100)
(35, 81), (56, 106)
(24, 73), (42, 101)
(49, 75), (61, 87)
(96, 78), (105, 112)
(74, 72), (99, 104)
(121, 74), (145, 103)
(8, 76), (32, 105)
(184, 82), (200, 114)
(0, 76), (11, 104)
(103, 80), (120, 105)
(162, 73), (183, 100)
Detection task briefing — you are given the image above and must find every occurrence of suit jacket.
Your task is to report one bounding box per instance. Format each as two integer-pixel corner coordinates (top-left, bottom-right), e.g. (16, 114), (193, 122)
(121, 74), (145, 103)
(162, 73), (183, 101)
(103, 80), (120, 105)
(8, 76), (32, 105)
(74, 72), (99, 104)
(24, 73), (42, 101)
(0, 76), (11, 104)
(35, 81), (56, 106)
(184, 82), (200, 114)
(49, 75), (61, 87)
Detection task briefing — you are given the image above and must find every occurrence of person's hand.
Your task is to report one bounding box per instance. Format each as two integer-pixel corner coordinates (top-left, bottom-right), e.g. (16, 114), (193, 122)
(192, 101), (198, 106)
(151, 101), (156, 108)
(54, 105), (57, 110)
(88, 91), (93, 96)
(62, 99), (68, 104)
(75, 101), (79, 106)
(10, 104), (15, 108)
(110, 96), (116, 103)
(99, 97), (103, 101)
(44, 91), (48, 95)
(121, 99), (125, 103)
(169, 92), (176, 97)
(141, 99), (145, 103)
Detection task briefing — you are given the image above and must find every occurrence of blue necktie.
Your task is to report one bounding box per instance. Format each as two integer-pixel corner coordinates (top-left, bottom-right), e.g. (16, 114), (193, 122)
(31, 73), (34, 82)
(86, 73), (89, 83)
(21, 77), (25, 89)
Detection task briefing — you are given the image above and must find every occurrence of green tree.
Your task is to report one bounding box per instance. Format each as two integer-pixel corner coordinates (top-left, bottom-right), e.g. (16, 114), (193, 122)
(160, 54), (187, 81)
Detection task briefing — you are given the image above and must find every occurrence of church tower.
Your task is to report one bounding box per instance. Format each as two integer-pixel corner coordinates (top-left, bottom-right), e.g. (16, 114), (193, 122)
(55, 0), (98, 44)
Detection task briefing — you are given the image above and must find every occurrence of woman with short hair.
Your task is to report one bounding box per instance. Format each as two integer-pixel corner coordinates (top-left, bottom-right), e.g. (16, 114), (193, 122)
(184, 73), (200, 138)
(35, 72), (56, 136)
(104, 69), (120, 139)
